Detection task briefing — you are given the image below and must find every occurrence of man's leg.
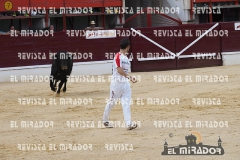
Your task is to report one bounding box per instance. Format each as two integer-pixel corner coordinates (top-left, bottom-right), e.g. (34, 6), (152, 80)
(103, 82), (123, 124)
(121, 83), (137, 130)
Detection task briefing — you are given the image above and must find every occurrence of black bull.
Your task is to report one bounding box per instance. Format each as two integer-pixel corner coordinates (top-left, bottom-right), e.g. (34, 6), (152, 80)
(50, 51), (73, 94)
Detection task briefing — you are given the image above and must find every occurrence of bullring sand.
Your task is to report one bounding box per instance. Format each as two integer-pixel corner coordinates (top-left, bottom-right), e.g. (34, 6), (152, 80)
(0, 65), (240, 160)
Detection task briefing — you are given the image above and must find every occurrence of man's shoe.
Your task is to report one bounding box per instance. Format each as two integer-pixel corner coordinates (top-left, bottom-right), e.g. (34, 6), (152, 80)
(127, 123), (137, 130)
(104, 122), (113, 128)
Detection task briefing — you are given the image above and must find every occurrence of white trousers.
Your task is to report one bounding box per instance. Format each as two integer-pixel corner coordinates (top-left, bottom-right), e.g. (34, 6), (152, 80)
(103, 81), (132, 127)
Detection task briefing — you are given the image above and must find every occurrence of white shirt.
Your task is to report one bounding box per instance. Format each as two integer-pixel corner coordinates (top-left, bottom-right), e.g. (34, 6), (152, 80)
(111, 52), (130, 83)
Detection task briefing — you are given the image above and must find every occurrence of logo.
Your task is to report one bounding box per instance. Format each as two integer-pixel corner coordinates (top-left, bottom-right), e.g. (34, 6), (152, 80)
(234, 23), (240, 30)
(162, 132), (224, 155)
(4, 1), (13, 11)
(192, 7), (221, 15)
(85, 30), (116, 39)
(122, 61), (129, 65)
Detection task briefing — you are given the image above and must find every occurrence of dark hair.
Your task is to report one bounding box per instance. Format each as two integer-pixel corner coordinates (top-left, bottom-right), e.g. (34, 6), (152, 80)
(9, 25), (14, 29)
(120, 38), (130, 49)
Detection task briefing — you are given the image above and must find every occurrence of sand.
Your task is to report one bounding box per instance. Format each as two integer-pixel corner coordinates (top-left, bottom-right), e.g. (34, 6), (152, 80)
(0, 65), (240, 160)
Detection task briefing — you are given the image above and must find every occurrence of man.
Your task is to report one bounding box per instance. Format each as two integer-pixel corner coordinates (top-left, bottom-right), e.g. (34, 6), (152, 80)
(49, 25), (54, 31)
(102, 38), (138, 130)
(85, 21), (103, 30)
(6, 25), (20, 35)
(49, 25), (54, 34)
(89, 21), (96, 29)
(0, 25), (18, 35)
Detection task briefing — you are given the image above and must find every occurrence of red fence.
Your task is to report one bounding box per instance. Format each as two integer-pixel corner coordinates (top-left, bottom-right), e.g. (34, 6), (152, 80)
(0, 30), (129, 68)
(130, 23), (225, 71)
(0, 22), (239, 71)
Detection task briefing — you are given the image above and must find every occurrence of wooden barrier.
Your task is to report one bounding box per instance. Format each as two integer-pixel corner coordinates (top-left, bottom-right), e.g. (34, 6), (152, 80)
(0, 22), (240, 70)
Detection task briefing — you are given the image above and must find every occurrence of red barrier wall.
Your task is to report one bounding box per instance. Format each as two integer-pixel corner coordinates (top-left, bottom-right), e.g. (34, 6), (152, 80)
(130, 27), (176, 71)
(175, 23), (222, 69)
(0, 30), (129, 68)
(130, 23), (224, 72)
(0, 22), (239, 70)
(221, 22), (240, 52)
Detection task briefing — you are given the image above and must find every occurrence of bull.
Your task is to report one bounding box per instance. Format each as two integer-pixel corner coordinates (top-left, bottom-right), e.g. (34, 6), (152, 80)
(50, 51), (73, 94)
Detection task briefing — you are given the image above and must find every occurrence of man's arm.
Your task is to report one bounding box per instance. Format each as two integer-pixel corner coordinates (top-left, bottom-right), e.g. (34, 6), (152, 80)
(4, 31), (20, 35)
(117, 67), (137, 83)
(1, 32), (10, 35)
(117, 67), (128, 77)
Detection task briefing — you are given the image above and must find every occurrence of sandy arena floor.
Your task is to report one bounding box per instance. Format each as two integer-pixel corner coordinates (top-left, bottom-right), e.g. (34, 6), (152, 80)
(0, 65), (240, 160)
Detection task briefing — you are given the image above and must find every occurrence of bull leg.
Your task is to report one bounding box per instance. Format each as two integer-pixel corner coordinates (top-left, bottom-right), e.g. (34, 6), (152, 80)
(63, 80), (67, 93)
(57, 80), (64, 94)
(54, 80), (58, 89)
(50, 76), (56, 92)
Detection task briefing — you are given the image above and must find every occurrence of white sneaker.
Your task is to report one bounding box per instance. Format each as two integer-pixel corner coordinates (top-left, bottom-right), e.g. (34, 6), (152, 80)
(127, 123), (137, 130)
(103, 122), (113, 128)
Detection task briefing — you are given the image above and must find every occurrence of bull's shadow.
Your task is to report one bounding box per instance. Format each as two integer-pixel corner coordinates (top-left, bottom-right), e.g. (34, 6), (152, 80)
(50, 51), (73, 94)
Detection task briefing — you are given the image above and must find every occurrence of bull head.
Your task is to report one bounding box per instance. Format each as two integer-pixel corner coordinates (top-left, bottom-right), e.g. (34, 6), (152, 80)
(55, 51), (72, 70)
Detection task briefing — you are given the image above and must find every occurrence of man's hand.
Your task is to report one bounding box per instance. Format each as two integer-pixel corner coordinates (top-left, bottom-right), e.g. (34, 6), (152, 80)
(126, 75), (137, 83)
(129, 76), (137, 83)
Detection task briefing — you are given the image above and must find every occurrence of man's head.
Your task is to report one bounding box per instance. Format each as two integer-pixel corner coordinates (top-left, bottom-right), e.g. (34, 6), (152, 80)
(120, 38), (130, 52)
(9, 25), (14, 31)
(49, 25), (54, 31)
(90, 21), (96, 28)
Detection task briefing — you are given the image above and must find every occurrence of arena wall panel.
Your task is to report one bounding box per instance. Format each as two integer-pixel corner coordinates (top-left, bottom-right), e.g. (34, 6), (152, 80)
(175, 23), (222, 69)
(130, 27), (176, 72)
(0, 30), (130, 68)
(130, 24), (223, 71)
(221, 22), (240, 52)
